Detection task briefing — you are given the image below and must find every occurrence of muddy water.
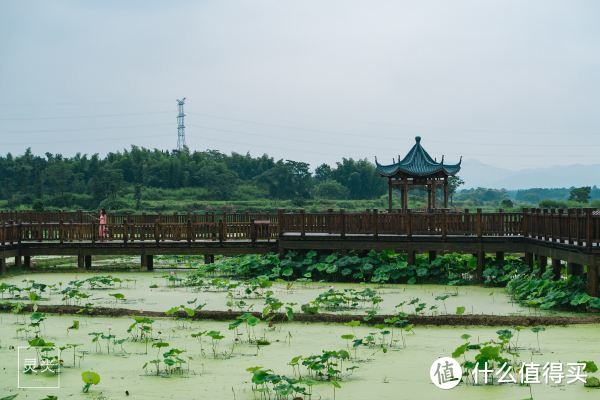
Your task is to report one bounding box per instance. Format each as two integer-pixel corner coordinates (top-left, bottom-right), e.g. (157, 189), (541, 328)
(0, 313), (598, 400)
(0, 270), (573, 317)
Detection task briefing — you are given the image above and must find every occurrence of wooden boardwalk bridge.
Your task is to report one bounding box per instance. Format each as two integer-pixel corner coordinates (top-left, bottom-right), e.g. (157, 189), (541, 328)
(1, 208), (599, 295)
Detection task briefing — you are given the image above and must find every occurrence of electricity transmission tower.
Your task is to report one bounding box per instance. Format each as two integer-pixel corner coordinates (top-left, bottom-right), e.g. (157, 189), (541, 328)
(176, 97), (186, 150)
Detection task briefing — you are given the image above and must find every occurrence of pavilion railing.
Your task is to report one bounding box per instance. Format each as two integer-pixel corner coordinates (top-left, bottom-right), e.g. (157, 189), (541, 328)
(0, 209), (597, 250)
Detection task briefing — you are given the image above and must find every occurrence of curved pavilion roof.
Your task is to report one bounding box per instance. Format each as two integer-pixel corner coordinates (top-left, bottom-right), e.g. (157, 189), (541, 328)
(375, 136), (461, 177)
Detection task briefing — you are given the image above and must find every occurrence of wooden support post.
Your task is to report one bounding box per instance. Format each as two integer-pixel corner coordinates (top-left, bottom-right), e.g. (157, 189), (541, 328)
(187, 219), (193, 243)
(568, 262), (583, 277)
(250, 219), (257, 244)
(407, 250), (416, 265)
(141, 254), (147, 271)
(524, 252), (534, 271)
(537, 255), (547, 274)
(496, 251), (504, 267)
(300, 209), (306, 238)
(0, 257), (5, 275)
(277, 209), (284, 237)
(372, 209), (378, 238)
(218, 219), (224, 243)
(428, 250), (437, 263)
(84, 255), (92, 269)
(549, 208), (555, 242)
(77, 254), (85, 269)
(340, 209), (346, 238)
(476, 251), (485, 282)
(586, 208), (593, 251)
(154, 219), (160, 243)
(14, 255), (21, 267)
(557, 208), (564, 243)
(551, 258), (562, 281)
(23, 255), (31, 268)
(476, 208), (482, 238)
(147, 255), (154, 271)
(587, 258), (599, 297)
(406, 209), (412, 238)
(431, 181), (436, 210)
(441, 209), (447, 239)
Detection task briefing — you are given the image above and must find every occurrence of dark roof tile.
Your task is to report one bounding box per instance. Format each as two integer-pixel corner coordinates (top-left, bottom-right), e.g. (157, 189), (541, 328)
(375, 136), (461, 177)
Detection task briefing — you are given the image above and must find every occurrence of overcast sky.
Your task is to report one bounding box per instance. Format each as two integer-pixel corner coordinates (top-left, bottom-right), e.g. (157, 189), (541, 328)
(1, 0), (599, 170)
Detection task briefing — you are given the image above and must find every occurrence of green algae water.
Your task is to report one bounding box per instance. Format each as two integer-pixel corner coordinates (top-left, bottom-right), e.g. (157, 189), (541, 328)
(0, 313), (598, 399)
(0, 271), (583, 317)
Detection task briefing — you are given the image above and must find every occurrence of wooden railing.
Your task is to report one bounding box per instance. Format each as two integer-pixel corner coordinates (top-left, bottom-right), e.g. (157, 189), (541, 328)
(0, 209), (598, 250)
(277, 208), (598, 250)
(0, 211), (277, 225)
(0, 220), (278, 245)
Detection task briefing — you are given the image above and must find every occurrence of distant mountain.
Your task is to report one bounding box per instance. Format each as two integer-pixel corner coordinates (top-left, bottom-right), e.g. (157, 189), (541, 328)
(460, 159), (600, 189)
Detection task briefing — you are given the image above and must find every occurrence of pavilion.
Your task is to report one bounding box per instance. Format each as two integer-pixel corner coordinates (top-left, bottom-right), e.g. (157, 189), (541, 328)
(375, 136), (461, 211)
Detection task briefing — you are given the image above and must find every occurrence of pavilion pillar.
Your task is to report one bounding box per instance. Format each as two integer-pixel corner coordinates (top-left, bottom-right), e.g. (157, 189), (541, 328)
(431, 180), (437, 209)
(399, 182), (405, 211)
(427, 184), (432, 211)
(443, 177), (449, 208)
(387, 177), (392, 212)
(23, 256), (31, 268)
(0, 257), (5, 275)
(77, 254), (85, 269)
(403, 179), (409, 210)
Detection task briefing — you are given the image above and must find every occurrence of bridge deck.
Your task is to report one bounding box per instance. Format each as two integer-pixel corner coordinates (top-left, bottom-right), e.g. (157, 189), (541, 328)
(1, 209), (598, 295)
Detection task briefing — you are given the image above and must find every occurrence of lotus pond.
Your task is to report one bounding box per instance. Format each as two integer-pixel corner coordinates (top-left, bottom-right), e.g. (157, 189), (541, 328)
(0, 254), (599, 399)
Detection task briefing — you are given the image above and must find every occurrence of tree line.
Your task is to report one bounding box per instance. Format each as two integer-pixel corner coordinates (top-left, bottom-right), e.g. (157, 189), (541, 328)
(1, 147), (597, 211)
(0, 147), (388, 210)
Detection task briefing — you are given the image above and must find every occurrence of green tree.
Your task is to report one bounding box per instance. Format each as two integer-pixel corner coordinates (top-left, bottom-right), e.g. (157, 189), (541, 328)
(134, 184), (143, 210)
(448, 176), (465, 205)
(313, 179), (350, 199)
(500, 198), (514, 209)
(569, 186), (591, 203)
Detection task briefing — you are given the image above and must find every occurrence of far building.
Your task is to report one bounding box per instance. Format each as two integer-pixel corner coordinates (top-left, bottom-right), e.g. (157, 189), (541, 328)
(375, 136), (461, 211)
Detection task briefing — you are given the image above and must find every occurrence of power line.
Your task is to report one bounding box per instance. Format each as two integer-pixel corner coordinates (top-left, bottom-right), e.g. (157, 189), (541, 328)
(0, 110), (172, 121)
(0, 122), (172, 135)
(187, 111), (600, 146)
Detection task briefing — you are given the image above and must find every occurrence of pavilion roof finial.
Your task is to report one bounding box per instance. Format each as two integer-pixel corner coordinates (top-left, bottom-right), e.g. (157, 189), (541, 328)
(415, 136), (421, 143)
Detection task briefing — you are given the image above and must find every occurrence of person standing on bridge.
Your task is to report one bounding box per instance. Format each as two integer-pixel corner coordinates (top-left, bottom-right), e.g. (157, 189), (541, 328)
(98, 209), (108, 240)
